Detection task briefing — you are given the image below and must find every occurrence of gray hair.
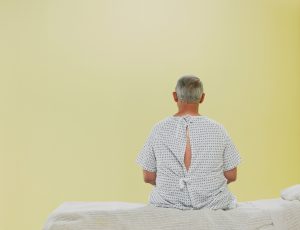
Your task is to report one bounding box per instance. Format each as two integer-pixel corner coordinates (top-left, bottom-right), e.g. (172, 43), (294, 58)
(175, 75), (204, 103)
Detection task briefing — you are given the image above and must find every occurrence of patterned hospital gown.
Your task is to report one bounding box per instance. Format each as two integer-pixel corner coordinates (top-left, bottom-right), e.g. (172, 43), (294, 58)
(136, 114), (241, 210)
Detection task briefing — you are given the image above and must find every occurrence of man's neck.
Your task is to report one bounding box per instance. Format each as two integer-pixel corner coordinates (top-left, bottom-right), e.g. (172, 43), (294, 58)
(173, 101), (201, 116)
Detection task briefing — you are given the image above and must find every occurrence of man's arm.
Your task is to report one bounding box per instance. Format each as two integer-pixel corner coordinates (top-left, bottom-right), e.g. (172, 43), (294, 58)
(224, 167), (237, 184)
(143, 170), (156, 186)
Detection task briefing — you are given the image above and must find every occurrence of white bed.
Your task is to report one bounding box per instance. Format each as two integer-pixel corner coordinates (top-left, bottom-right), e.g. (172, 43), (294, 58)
(42, 198), (300, 230)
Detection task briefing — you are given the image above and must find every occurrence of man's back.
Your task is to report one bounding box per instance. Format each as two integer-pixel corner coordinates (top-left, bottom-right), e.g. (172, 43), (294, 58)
(136, 114), (241, 210)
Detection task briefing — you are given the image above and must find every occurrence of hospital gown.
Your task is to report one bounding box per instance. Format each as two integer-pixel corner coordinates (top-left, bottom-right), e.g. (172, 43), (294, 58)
(136, 114), (241, 210)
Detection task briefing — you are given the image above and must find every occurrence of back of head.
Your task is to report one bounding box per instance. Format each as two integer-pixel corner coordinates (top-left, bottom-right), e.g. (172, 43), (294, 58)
(175, 75), (204, 103)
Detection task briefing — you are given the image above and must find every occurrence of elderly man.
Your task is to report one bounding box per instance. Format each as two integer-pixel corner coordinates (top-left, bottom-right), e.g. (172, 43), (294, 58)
(136, 75), (241, 210)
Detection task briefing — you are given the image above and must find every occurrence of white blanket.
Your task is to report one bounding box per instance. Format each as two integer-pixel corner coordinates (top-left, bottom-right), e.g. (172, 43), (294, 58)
(281, 184), (300, 201)
(42, 199), (300, 230)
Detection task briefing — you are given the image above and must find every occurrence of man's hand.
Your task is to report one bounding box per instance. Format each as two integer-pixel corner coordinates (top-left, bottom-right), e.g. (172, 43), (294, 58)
(224, 167), (237, 184)
(143, 170), (156, 186)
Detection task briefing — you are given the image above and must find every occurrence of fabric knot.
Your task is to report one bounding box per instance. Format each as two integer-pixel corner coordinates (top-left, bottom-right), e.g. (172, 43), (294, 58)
(179, 177), (191, 190)
(183, 115), (193, 124)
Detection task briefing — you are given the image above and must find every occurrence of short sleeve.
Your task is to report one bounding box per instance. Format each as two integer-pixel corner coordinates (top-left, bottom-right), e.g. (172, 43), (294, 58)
(136, 127), (157, 172)
(223, 129), (241, 171)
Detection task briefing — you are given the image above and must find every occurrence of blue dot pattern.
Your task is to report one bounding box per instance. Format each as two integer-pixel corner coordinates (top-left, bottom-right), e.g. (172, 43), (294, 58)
(136, 115), (242, 210)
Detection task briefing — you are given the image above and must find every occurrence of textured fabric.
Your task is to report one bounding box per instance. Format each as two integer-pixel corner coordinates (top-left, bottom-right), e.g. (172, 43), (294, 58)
(281, 184), (300, 201)
(42, 199), (300, 230)
(136, 114), (241, 210)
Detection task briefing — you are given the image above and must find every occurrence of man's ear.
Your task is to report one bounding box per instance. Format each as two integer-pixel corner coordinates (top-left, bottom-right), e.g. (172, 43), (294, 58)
(199, 93), (205, 103)
(172, 91), (178, 102)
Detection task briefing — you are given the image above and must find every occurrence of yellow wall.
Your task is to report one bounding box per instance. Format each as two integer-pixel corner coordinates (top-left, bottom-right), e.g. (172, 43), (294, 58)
(1, 0), (300, 229)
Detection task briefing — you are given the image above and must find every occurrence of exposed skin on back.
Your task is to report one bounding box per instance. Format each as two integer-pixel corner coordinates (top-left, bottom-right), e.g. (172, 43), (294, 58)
(184, 126), (191, 172)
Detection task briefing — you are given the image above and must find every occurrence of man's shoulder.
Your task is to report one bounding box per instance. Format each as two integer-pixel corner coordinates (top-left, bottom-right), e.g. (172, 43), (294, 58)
(202, 116), (225, 128)
(202, 116), (231, 137)
(151, 115), (227, 132)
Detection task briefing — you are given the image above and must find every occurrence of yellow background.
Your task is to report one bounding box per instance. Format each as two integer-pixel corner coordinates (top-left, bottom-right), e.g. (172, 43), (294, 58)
(1, 0), (300, 229)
